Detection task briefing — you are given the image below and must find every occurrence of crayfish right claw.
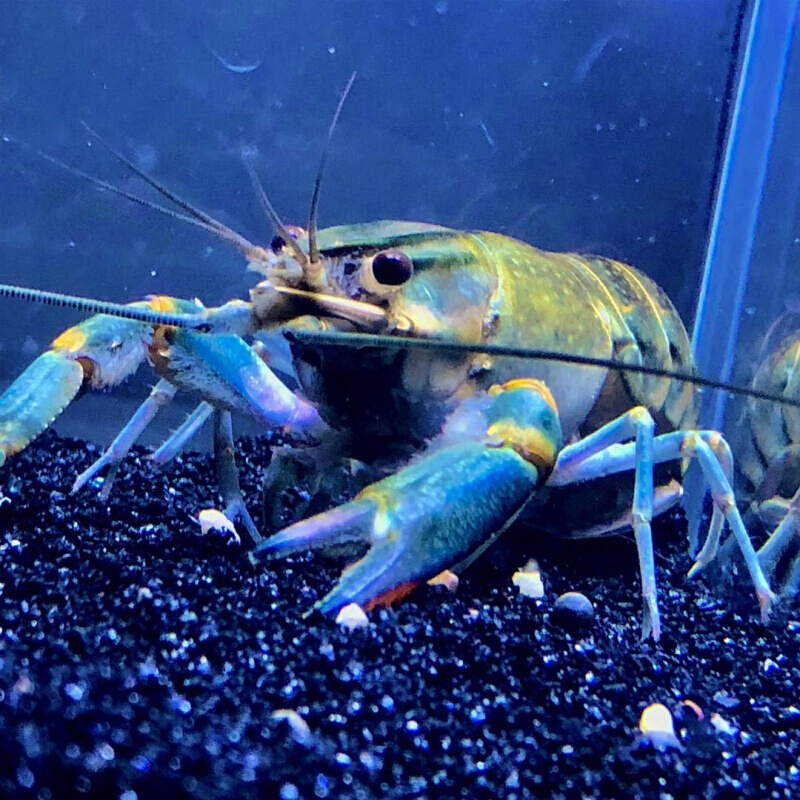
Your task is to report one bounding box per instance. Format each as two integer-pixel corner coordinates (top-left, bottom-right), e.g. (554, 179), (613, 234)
(253, 380), (559, 619)
(253, 443), (543, 617)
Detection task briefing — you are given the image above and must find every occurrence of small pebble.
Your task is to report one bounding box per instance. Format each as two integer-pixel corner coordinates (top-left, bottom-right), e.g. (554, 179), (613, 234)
(712, 690), (740, 709)
(136, 586), (153, 603)
(512, 559), (544, 598)
(639, 703), (681, 750)
(335, 603), (369, 630)
(552, 591), (594, 629)
(710, 713), (737, 736)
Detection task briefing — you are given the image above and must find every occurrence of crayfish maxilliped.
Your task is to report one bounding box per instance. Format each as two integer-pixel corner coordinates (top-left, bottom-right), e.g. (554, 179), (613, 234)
(0, 123), (778, 641)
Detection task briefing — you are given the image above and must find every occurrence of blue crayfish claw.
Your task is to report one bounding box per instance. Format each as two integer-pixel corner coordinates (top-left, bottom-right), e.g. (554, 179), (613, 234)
(253, 380), (562, 616)
(0, 310), (158, 467)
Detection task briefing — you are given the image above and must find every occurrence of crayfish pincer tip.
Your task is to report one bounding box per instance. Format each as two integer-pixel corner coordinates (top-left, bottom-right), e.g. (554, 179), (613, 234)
(640, 614), (661, 643)
(252, 500), (376, 564)
(640, 595), (661, 642)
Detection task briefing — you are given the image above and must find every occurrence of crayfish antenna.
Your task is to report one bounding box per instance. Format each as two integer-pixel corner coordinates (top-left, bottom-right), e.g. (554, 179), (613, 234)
(305, 71), (357, 278)
(79, 121), (271, 265)
(11, 126), (269, 267)
(241, 156), (310, 270)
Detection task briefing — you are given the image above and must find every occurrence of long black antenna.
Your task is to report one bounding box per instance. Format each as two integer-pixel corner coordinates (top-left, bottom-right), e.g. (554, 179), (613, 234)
(284, 328), (800, 409)
(0, 282), (797, 411)
(0, 284), (205, 329)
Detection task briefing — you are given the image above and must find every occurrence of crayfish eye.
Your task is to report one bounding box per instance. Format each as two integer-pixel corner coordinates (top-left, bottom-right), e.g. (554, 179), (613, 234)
(270, 226), (306, 254)
(371, 250), (414, 286)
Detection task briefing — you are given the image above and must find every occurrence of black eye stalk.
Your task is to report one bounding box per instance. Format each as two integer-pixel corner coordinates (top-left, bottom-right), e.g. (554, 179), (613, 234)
(372, 250), (414, 286)
(269, 226), (306, 255)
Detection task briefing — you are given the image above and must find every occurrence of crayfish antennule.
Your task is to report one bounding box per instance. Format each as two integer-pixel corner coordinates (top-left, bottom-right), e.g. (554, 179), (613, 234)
(304, 257), (328, 289)
(305, 72), (357, 268)
(245, 245), (272, 267)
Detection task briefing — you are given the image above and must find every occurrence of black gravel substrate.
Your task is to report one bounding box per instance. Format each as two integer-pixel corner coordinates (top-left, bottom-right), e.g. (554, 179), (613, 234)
(1, 431), (799, 799)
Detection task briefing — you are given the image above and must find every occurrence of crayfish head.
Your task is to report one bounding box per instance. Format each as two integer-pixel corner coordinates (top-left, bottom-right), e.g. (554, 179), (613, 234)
(248, 225), (309, 284)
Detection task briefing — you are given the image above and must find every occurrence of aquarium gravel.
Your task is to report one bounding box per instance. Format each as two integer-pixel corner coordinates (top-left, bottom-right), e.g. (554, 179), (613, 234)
(1, 432), (799, 799)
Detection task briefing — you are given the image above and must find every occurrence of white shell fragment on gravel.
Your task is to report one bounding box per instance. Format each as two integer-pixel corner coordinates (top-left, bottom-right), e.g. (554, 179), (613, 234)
(639, 703), (681, 750)
(428, 570), (459, 592)
(197, 508), (235, 534)
(197, 509), (239, 544)
(512, 560), (544, 598)
(710, 713), (737, 736)
(335, 603), (369, 630)
(272, 709), (313, 745)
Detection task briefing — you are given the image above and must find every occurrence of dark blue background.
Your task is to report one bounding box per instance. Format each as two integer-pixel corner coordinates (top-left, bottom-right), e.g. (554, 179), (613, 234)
(0, 0), (742, 440)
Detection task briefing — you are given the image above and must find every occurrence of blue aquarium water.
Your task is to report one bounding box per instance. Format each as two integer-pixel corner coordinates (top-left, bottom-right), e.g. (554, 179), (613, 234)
(686, 0), (799, 549)
(0, 0), (748, 441)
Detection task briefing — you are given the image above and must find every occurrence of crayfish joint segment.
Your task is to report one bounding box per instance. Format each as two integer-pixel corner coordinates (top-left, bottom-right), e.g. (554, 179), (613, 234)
(163, 329), (327, 442)
(552, 420), (775, 630)
(755, 484), (800, 596)
(71, 379), (178, 495)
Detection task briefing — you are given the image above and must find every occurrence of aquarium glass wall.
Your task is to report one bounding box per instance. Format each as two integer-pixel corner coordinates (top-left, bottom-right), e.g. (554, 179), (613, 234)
(720, 10), (800, 410)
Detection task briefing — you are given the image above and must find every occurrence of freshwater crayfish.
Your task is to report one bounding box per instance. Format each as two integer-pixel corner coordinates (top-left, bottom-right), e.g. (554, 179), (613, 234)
(0, 87), (778, 641)
(738, 327), (800, 595)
